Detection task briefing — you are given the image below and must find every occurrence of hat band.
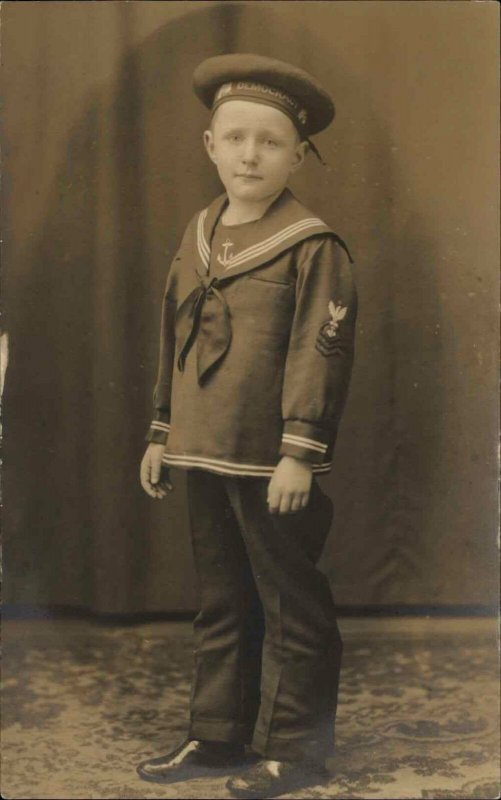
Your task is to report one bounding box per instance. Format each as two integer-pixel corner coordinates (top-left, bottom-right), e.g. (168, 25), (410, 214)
(211, 81), (308, 137)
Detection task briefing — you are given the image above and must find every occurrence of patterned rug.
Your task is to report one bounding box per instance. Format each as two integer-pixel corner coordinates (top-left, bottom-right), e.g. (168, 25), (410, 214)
(2, 617), (499, 799)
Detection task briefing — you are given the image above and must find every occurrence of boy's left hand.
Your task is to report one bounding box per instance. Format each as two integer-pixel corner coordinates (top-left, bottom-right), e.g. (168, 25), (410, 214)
(267, 456), (313, 514)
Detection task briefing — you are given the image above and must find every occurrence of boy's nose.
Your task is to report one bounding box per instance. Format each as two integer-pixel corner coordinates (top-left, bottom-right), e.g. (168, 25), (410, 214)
(241, 140), (259, 164)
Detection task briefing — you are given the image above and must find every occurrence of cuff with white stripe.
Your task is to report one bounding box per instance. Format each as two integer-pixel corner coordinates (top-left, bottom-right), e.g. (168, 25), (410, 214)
(279, 420), (329, 464)
(145, 414), (171, 445)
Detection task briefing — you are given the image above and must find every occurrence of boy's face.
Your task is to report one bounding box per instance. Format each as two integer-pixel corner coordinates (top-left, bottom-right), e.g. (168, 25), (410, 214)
(204, 100), (307, 204)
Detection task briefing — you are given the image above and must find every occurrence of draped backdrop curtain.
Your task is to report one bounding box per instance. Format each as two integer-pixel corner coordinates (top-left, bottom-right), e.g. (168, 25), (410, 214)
(3, 1), (498, 613)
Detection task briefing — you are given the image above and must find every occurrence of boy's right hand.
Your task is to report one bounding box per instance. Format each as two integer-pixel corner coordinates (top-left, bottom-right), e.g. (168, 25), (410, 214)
(140, 443), (173, 499)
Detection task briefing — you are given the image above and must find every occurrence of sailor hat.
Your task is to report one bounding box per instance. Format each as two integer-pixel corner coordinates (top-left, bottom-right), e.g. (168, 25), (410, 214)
(192, 53), (335, 139)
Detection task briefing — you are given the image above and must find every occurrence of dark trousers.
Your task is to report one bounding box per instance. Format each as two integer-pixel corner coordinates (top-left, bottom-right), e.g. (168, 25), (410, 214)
(185, 470), (343, 763)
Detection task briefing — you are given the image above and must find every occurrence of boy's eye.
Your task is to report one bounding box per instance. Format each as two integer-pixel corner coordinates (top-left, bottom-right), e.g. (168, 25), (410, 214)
(265, 139), (277, 147)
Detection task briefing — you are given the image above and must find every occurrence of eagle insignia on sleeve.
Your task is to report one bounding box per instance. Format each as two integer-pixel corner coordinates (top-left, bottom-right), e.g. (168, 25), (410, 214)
(316, 300), (347, 356)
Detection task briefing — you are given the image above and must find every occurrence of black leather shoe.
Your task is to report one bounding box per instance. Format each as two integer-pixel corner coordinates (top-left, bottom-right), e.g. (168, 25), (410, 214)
(136, 739), (249, 784)
(226, 758), (331, 798)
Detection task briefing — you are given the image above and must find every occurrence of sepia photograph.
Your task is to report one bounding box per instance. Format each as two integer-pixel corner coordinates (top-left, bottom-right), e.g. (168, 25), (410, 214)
(1, 1), (499, 798)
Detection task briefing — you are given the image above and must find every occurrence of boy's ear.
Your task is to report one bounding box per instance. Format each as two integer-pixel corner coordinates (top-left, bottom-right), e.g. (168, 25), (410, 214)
(290, 140), (308, 173)
(204, 130), (217, 163)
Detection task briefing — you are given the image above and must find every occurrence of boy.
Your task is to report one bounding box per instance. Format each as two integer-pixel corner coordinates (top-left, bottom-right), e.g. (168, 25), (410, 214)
(137, 54), (357, 798)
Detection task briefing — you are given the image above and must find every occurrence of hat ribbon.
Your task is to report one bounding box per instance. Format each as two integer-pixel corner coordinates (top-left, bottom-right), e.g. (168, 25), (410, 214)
(307, 138), (328, 166)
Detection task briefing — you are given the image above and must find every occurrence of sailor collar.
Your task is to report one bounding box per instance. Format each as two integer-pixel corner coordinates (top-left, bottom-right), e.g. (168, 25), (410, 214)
(195, 187), (337, 280)
(176, 189), (352, 385)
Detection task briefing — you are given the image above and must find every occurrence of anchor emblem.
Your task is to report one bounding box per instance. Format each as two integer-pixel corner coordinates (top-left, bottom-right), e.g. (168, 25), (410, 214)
(217, 238), (235, 269)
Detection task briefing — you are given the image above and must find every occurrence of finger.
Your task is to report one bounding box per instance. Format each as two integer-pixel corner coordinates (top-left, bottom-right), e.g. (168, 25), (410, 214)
(267, 486), (281, 514)
(151, 461), (161, 485)
(279, 493), (292, 515)
(301, 491), (310, 509)
(141, 460), (162, 497)
(140, 468), (154, 496)
(159, 469), (173, 491)
(140, 459), (150, 488)
(290, 494), (303, 513)
(154, 478), (170, 495)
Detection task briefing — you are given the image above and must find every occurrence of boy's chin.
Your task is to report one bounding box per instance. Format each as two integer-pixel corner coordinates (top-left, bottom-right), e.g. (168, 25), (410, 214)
(228, 182), (284, 203)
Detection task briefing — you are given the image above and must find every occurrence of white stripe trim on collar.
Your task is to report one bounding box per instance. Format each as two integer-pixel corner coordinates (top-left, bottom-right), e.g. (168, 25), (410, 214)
(197, 209), (210, 269)
(224, 217), (327, 270)
(196, 211), (327, 273)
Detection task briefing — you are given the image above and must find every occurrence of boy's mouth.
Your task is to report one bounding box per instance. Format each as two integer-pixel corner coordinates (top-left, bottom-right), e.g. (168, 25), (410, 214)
(236, 173), (263, 180)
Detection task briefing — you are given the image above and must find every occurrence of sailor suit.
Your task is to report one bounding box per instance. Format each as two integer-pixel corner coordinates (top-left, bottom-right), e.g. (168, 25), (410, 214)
(146, 188), (357, 475)
(146, 187), (357, 762)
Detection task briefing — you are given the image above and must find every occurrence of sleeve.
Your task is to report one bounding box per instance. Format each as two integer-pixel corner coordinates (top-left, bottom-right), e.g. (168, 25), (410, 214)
(279, 235), (357, 464)
(144, 253), (181, 445)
